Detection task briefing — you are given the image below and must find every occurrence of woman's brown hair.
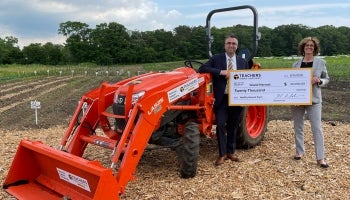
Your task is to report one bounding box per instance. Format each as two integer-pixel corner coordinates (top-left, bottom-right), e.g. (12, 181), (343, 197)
(297, 37), (320, 56)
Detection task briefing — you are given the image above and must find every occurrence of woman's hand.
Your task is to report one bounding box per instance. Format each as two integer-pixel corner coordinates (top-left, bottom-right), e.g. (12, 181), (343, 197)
(311, 76), (321, 85)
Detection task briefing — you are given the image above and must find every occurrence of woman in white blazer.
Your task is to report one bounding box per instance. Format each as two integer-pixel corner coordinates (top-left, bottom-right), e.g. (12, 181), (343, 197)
(291, 37), (330, 168)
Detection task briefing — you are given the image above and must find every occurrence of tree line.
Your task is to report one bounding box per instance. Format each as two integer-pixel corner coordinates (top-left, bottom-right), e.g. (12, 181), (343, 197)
(1, 22), (349, 65)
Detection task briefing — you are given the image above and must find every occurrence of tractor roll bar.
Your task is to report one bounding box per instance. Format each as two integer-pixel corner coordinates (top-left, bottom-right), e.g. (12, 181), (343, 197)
(205, 5), (261, 61)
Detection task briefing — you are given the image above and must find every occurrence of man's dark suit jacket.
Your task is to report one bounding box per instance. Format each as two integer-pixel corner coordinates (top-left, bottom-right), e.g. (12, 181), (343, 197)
(198, 53), (249, 107)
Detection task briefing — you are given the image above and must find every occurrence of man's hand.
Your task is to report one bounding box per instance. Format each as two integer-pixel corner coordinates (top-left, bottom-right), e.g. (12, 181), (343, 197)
(220, 70), (230, 79)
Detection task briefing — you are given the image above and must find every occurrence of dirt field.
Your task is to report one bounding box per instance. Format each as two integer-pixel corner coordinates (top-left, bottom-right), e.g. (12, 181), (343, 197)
(0, 74), (349, 199)
(0, 75), (349, 130)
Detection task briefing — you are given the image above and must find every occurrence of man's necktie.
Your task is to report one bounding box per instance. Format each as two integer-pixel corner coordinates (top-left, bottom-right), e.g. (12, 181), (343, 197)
(225, 58), (233, 94)
(228, 58), (233, 70)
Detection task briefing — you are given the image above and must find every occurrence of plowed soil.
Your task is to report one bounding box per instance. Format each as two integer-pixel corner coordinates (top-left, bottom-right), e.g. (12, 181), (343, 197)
(0, 74), (349, 199)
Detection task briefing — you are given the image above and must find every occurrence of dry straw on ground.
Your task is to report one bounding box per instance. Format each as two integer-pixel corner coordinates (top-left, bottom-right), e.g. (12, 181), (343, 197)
(1, 120), (349, 199)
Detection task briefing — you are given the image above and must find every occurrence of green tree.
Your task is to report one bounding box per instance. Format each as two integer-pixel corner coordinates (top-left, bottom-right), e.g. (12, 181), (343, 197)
(22, 43), (46, 64)
(42, 42), (63, 65)
(128, 31), (147, 63)
(173, 25), (192, 59)
(271, 24), (310, 56)
(313, 25), (347, 55)
(337, 26), (350, 53)
(89, 22), (130, 65)
(58, 21), (92, 63)
(1, 21), (341, 66)
(190, 26), (207, 59)
(144, 29), (176, 62)
(0, 36), (22, 64)
(257, 26), (273, 57)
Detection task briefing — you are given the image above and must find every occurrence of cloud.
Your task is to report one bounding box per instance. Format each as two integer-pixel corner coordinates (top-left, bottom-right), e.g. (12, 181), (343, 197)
(0, 0), (168, 47)
(29, 0), (77, 13)
(1, 0), (349, 48)
(258, 3), (350, 28)
(20, 35), (66, 46)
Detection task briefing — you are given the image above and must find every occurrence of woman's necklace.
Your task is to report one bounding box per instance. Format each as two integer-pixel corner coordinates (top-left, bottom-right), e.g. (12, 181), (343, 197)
(301, 56), (313, 68)
(303, 55), (313, 62)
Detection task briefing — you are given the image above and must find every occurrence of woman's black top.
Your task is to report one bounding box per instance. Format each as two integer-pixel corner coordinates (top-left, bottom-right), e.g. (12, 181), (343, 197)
(301, 61), (313, 68)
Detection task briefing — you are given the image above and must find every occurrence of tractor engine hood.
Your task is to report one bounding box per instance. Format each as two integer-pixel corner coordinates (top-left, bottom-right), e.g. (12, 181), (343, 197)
(113, 67), (197, 103)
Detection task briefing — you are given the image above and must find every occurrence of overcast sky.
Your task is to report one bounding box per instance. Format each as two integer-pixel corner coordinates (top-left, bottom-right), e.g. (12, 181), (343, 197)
(1, 0), (349, 48)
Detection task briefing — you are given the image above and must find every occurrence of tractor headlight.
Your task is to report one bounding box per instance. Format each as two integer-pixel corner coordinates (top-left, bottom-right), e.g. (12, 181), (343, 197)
(132, 91), (145, 104)
(114, 91), (145, 105)
(114, 93), (123, 104)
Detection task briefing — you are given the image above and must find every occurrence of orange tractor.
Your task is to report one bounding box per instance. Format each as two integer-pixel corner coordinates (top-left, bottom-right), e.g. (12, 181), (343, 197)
(3, 5), (268, 199)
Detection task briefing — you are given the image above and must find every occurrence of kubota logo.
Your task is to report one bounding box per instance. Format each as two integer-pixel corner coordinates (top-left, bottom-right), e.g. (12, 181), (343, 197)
(148, 97), (164, 115)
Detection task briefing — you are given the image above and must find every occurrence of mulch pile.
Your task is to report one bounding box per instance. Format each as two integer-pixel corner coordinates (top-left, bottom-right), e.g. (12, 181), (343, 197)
(1, 120), (349, 199)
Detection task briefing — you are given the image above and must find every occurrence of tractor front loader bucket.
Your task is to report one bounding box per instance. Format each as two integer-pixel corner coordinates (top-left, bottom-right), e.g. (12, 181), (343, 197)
(3, 140), (121, 200)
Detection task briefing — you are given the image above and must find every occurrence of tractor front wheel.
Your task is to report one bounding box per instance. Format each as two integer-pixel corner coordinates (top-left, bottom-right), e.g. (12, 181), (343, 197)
(177, 121), (200, 178)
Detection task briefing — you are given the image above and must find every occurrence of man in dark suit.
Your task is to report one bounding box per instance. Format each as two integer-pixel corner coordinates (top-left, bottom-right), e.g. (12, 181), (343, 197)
(199, 34), (249, 166)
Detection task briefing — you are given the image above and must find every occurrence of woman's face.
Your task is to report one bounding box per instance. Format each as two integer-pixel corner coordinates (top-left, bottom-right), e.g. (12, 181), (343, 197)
(304, 40), (315, 55)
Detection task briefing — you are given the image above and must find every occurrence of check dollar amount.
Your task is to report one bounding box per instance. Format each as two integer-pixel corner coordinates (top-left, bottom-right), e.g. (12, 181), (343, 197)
(228, 68), (312, 106)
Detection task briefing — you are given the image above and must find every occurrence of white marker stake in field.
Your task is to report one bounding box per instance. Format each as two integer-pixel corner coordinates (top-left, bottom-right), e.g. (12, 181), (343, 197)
(30, 100), (41, 125)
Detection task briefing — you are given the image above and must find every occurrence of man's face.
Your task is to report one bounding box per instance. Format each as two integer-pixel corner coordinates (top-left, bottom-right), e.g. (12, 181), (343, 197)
(224, 37), (238, 56)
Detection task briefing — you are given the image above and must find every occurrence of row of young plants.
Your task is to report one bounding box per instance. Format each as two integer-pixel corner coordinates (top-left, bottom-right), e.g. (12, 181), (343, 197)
(0, 55), (349, 82)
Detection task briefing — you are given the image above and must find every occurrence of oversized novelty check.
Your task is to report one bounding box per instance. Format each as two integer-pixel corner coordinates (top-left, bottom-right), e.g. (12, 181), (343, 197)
(228, 68), (312, 106)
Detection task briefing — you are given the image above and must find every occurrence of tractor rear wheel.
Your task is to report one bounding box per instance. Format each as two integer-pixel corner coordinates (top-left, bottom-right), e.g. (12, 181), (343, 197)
(236, 106), (269, 148)
(177, 121), (200, 179)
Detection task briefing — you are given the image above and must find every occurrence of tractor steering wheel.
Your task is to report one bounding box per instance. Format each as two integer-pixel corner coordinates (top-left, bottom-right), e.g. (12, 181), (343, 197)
(184, 60), (204, 70)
